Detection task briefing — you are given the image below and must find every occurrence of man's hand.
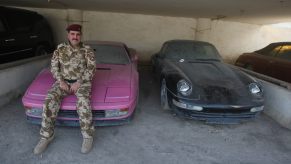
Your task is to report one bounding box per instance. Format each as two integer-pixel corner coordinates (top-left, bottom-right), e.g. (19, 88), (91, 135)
(60, 80), (69, 92)
(70, 81), (81, 93)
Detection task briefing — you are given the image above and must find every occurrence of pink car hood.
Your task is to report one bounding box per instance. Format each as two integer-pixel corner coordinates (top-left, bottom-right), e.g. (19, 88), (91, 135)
(25, 64), (132, 104)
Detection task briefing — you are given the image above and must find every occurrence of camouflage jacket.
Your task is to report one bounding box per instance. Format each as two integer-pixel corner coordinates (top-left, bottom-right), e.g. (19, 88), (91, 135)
(51, 42), (96, 83)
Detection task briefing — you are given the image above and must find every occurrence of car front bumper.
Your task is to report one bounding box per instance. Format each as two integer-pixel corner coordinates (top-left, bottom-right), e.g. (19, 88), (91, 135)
(26, 114), (133, 126)
(24, 96), (138, 126)
(167, 90), (264, 124)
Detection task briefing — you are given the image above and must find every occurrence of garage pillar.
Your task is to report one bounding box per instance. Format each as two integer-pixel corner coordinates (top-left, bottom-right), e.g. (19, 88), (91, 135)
(67, 9), (83, 26)
(195, 18), (212, 42)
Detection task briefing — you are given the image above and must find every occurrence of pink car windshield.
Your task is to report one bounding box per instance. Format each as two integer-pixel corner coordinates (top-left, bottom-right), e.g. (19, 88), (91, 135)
(90, 44), (130, 65)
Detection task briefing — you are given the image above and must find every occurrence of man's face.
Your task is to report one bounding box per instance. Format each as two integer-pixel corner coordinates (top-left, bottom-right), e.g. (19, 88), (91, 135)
(67, 31), (81, 47)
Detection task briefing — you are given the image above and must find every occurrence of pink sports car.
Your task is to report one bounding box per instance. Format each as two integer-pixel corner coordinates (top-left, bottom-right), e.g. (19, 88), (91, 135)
(22, 41), (139, 126)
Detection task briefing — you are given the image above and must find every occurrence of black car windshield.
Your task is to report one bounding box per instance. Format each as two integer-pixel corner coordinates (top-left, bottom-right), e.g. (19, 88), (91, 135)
(162, 42), (221, 61)
(90, 44), (130, 64)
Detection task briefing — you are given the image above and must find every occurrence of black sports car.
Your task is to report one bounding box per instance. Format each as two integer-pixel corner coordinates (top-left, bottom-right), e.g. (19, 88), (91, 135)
(151, 40), (264, 124)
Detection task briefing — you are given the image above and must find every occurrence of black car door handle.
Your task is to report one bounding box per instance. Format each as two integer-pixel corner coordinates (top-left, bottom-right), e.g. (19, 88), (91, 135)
(5, 38), (15, 42)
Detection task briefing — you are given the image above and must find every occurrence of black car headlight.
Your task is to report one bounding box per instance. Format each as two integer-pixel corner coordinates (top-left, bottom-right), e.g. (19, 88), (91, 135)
(248, 83), (261, 94)
(177, 79), (192, 96)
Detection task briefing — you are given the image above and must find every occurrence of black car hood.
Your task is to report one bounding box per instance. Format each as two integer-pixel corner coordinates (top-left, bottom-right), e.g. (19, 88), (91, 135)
(166, 60), (255, 105)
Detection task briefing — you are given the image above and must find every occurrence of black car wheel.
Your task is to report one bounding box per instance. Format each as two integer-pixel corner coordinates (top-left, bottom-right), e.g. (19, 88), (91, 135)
(161, 79), (170, 110)
(35, 45), (48, 56)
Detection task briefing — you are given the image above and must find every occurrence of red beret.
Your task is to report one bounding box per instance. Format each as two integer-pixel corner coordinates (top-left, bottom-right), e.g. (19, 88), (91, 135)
(66, 24), (82, 32)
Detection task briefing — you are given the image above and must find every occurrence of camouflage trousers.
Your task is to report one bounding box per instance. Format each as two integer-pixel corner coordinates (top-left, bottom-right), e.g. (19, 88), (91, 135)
(40, 81), (95, 139)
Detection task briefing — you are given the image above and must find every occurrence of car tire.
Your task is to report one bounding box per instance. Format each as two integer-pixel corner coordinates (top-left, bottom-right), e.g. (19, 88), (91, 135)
(160, 79), (170, 110)
(35, 45), (48, 56)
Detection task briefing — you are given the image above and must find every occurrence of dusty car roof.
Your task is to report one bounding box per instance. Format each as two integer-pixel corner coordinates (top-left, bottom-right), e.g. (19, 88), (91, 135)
(255, 42), (291, 53)
(268, 42), (291, 46)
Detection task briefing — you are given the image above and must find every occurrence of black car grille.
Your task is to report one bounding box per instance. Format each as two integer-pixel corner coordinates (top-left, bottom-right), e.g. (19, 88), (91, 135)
(175, 107), (257, 119)
(202, 107), (251, 113)
(58, 110), (105, 118)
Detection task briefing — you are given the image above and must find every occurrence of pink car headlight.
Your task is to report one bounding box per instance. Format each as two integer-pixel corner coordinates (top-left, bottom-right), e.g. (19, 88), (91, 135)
(105, 108), (128, 118)
(25, 107), (43, 116)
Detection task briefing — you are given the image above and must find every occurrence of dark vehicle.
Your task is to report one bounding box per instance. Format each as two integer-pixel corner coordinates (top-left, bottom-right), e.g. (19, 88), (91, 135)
(235, 42), (291, 83)
(152, 40), (264, 124)
(0, 6), (54, 64)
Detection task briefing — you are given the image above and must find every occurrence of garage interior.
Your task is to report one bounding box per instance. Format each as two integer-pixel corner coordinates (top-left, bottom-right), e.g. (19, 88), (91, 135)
(0, 0), (291, 163)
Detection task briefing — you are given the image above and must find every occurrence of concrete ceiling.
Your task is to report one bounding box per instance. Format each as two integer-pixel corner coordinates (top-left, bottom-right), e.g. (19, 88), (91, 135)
(1, 0), (291, 25)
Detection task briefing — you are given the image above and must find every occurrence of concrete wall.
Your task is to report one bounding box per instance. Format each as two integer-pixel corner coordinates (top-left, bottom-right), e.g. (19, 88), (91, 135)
(82, 11), (196, 61)
(0, 56), (50, 108)
(260, 80), (291, 130)
(27, 8), (196, 62)
(24, 7), (291, 63)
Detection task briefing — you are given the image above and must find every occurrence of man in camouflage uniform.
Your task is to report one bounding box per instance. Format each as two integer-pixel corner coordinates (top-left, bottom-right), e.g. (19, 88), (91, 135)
(34, 24), (96, 154)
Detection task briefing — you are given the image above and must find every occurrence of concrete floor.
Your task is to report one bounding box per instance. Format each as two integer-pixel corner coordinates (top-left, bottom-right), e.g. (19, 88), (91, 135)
(1, 68), (291, 164)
